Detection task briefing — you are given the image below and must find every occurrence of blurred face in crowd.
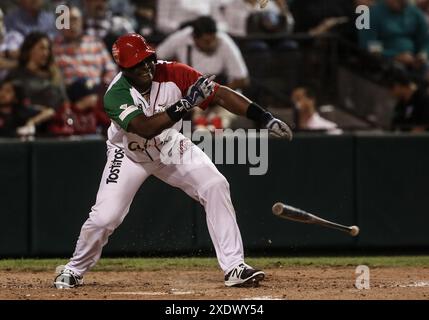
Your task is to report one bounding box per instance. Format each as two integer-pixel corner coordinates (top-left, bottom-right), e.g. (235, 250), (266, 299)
(84, 0), (108, 19)
(19, 0), (43, 13)
(0, 82), (16, 106)
(62, 7), (83, 40)
(122, 55), (157, 91)
(389, 83), (412, 101)
(292, 88), (316, 113)
(194, 33), (219, 55)
(29, 37), (51, 69)
(385, 0), (408, 12)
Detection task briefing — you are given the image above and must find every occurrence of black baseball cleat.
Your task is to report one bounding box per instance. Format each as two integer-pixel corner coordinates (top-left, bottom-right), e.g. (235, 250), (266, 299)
(53, 266), (83, 289)
(224, 263), (265, 287)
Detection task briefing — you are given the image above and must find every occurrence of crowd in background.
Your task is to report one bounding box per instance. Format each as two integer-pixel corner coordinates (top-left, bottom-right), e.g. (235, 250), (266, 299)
(0, 0), (428, 138)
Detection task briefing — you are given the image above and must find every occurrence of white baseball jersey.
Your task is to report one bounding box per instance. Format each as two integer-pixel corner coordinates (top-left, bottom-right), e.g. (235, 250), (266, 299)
(103, 60), (218, 163)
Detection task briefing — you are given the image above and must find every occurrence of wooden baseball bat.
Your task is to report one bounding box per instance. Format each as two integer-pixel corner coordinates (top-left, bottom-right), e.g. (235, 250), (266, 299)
(272, 202), (360, 237)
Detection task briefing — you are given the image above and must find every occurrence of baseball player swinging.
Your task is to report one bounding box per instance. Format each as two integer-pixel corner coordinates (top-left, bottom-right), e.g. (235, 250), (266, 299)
(54, 33), (292, 289)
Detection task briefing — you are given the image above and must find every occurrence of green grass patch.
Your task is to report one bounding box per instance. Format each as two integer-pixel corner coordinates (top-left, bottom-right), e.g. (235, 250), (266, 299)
(0, 256), (428, 272)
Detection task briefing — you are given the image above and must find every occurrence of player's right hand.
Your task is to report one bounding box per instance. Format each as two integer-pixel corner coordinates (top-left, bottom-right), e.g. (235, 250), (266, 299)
(265, 116), (293, 141)
(184, 75), (216, 107)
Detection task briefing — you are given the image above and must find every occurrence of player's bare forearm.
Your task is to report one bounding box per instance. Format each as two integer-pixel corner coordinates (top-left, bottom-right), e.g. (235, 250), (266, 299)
(212, 85), (293, 140)
(127, 86), (248, 140)
(128, 82), (292, 141)
(127, 86), (250, 140)
(213, 85), (252, 116)
(128, 112), (175, 139)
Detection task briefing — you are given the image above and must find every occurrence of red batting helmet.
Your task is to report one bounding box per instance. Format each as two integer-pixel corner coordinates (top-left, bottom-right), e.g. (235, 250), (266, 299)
(112, 33), (156, 69)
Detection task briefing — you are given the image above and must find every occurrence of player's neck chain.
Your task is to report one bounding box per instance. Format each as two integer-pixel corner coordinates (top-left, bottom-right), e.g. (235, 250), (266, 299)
(141, 89), (151, 104)
(141, 88), (150, 95)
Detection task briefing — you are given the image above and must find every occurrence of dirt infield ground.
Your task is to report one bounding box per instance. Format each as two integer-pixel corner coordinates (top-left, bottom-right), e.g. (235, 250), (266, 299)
(1, 257), (428, 300)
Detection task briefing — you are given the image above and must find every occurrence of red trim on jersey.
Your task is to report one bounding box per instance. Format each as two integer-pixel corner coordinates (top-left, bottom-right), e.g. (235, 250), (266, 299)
(153, 61), (219, 110)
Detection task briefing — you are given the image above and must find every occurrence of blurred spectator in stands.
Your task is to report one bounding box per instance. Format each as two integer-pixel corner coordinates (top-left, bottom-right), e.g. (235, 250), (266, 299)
(109, 0), (135, 17)
(291, 86), (341, 134)
(157, 16), (247, 130)
(82, 0), (134, 50)
(131, 0), (164, 44)
(7, 32), (66, 136)
(4, 0), (57, 39)
(220, 0), (295, 51)
(156, 0), (225, 35)
(53, 6), (117, 88)
(157, 16), (249, 90)
(289, 0), (352, 37)
(415, 0), (429, 24)
(343, 0), (377, 43)
(388, 70), (429, 132)
(0, 78), (39, 137)
(359, 0), (429, 77)
(49, 78), (110, 136)
(0, 8), (24, 80)
(222, 0), (294, 37)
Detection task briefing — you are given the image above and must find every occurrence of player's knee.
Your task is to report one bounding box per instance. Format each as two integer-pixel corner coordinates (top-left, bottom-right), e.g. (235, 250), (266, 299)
(89, 207), (126, 231)
(207, 174), (230, 193)
(90, 215), (117, 231)
(198, 175), (231, 206)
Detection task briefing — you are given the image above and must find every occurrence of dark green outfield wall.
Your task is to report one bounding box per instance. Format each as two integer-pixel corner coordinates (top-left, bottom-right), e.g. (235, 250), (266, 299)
(355, 134), (429, 248)
(0, 133), (428, 257)
(0, 141), (29, 256)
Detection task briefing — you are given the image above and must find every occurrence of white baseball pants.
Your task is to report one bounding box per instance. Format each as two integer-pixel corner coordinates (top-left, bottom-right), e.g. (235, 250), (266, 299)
(65, 140), (244, 276)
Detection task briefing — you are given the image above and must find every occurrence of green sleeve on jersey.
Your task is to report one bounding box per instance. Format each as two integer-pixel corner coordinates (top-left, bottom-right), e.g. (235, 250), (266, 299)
(104, 89), (144, 131)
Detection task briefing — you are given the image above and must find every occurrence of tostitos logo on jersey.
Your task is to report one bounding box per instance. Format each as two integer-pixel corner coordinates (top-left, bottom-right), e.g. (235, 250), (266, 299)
(106, 148), (125, 184)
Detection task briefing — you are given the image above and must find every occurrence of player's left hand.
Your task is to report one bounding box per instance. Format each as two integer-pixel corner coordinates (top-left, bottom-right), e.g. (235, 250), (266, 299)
(265, 116), (293, 141)
(185, 75), (216, 107)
